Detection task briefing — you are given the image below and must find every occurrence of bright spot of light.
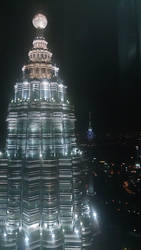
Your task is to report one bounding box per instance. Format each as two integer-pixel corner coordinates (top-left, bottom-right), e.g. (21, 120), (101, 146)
(23, 81), (29, 85)
(4, 232), (7, 237)
(31, 223), (38, 229)
(74, 228), (79, 234)
(42, 80), (48, 85)
(25, 236), (29, 244)
(75, 214), (78, 219)
(93, 212), (97, 218)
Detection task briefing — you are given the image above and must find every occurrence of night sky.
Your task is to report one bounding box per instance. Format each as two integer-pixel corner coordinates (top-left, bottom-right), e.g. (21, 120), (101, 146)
(0, 0), (140, 148)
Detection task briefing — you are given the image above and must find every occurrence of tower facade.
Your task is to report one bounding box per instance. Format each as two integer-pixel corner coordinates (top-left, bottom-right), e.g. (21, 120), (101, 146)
(0, 14), (99, 250)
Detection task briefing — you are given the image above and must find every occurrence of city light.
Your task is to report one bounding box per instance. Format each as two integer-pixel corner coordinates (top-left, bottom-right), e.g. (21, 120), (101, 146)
(52, 234), (55, 239)
(25, 236), (29, 244)
(32, 13), (48, 29)
(74, 228), (79, 234)
(93, 211), (97, 218)
(23, 81), (29, 85)
(4, 233), (7, 237)
(42, 80), (49, 85)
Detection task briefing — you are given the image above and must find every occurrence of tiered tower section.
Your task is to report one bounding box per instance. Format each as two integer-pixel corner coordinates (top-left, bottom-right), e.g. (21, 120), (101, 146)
(0, 13), (99, 250)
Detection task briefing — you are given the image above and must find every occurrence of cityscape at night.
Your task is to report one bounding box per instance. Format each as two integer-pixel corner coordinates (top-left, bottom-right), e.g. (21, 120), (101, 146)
(0, 1), (141, 250)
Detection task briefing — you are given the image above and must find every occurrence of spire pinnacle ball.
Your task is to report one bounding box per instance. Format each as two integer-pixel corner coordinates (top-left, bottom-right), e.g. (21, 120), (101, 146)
(32, 13), (48, 29)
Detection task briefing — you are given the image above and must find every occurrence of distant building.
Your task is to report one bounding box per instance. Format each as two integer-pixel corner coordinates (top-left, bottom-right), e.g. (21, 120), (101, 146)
(117, 0), (141, 84)
(87, 112), (95, 142)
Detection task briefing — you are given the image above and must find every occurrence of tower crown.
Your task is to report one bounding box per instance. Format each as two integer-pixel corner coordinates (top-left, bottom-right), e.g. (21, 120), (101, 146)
(22, 13), (57, 80)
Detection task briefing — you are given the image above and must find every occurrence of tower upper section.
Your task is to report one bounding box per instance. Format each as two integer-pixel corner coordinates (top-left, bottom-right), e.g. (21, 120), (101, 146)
(22, 13), (58, 80)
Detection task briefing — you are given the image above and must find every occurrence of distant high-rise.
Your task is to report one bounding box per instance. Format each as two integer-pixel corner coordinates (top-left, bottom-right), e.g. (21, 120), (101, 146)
(0, 13), (99, 250)
(117, 0), (141, 84)
(87, 112), (95, 142)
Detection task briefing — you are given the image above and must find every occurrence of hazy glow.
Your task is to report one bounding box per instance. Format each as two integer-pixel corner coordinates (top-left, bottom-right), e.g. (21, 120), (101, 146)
(74, 228), (79, 234)
(32, 13), (48, 29)
(93, 212), (97, 218)
(23, 81), (29, 85)
(75, 214), (78, 219)
(25, 236), (29, 244)
(4, 232), (7, 237)
(42, 80), (49, 85)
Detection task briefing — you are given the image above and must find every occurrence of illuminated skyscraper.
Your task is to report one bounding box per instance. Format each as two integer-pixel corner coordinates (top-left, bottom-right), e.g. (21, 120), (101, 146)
(87, 112), (95, 142)
(0, 13), (99, 250)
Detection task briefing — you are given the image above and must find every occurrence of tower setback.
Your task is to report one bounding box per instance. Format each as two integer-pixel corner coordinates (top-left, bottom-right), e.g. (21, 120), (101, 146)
(0, 13), (99, 250)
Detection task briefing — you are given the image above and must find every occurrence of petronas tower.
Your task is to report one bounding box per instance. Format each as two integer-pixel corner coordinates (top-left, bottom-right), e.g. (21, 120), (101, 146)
(0, 13), (99, 250)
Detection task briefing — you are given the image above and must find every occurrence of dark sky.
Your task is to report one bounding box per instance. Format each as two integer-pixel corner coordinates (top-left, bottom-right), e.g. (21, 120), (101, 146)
(0, 0), (140, 148)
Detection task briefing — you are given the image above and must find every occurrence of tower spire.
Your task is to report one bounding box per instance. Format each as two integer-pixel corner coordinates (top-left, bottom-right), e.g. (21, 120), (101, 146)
(22, 13), (59, 80)
(89, 111), (92, 128)
(32, 13), (48, 38)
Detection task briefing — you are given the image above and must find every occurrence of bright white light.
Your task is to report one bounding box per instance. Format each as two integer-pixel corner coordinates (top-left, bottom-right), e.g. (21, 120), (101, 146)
(136, 163), (140, 168)
(25, 236), (29, 244)
(75, 214), (78, 219)
(87, 206), (90, 211)
(42, 80), (48, 85)
(59, 84), (63, 88)
(93, 212), (97, 218)
(52, 234), (55, 239)
(4, 232), (7, 237)
(23, 81), (29, 85)
(74, 228), (79, 234)
(32, 13), (48, 29)
(44, 223), (47, 229)
(54, 66), (59, 76)
(31, 223), (38, 229)
(22, 66), (25, 72)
